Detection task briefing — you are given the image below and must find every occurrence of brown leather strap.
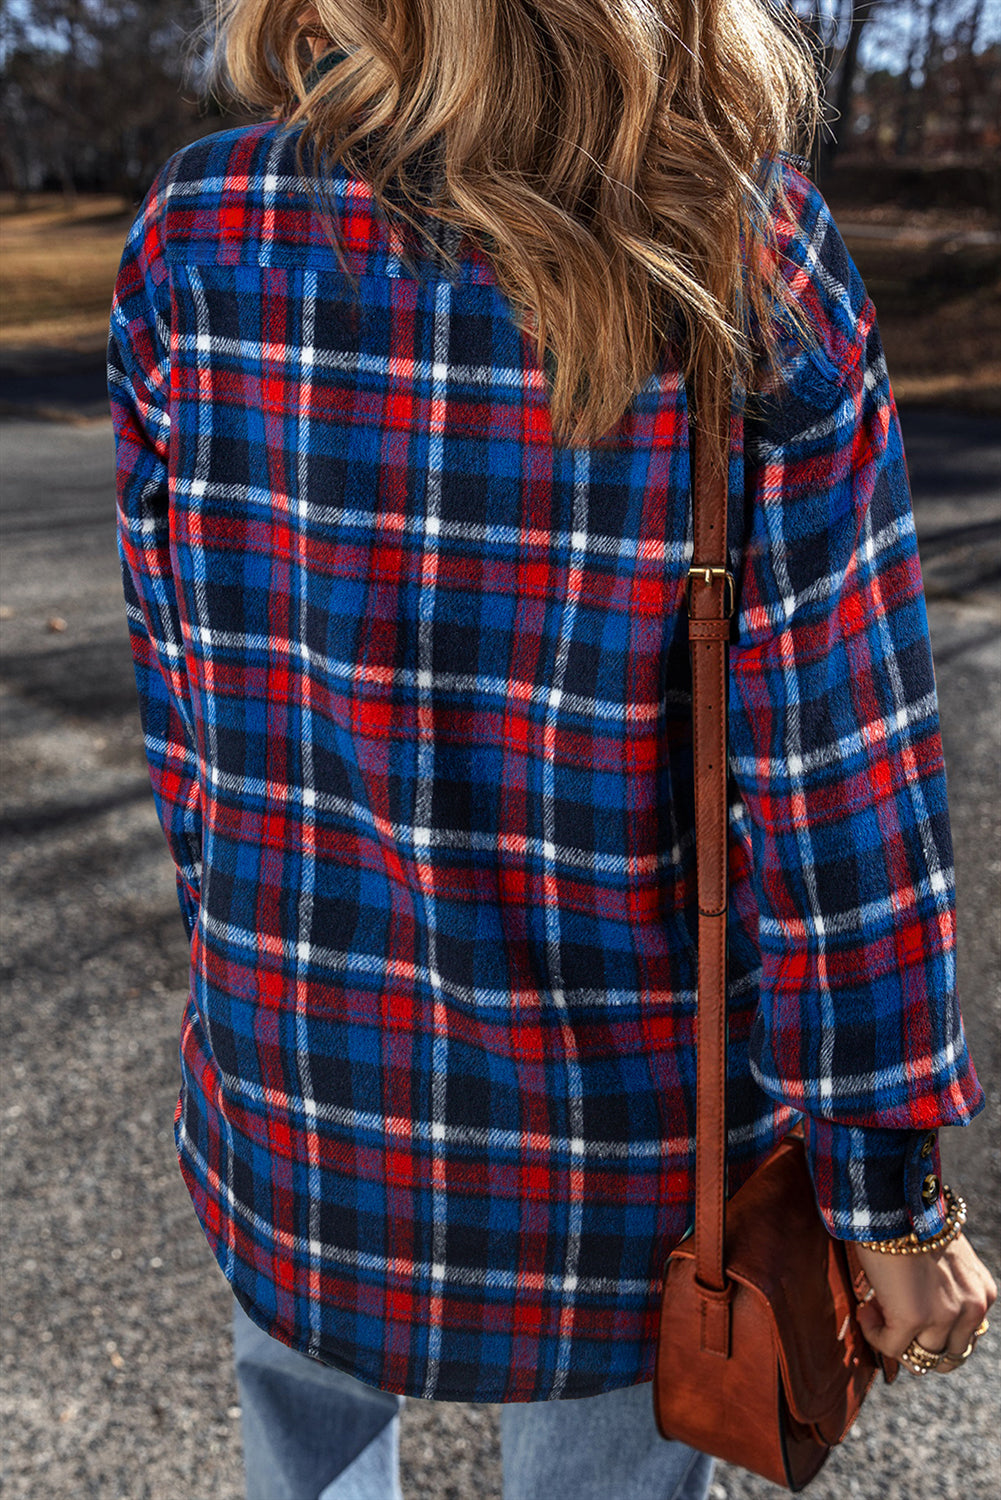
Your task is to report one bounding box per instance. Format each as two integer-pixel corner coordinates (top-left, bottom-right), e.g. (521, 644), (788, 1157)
(686, 388), (734, 1296)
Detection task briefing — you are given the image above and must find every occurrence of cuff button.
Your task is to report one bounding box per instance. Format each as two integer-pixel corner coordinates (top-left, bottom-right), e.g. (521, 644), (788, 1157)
(920, 1173), (940, 1205)
(920, 1133), (936, 1159)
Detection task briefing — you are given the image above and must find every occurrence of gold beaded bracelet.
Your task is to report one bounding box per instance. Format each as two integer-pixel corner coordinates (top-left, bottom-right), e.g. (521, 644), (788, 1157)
(858, 1185), (967, 1255)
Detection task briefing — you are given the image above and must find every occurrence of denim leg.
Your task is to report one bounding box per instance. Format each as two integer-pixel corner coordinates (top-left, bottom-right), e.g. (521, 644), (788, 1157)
(232, 1296), (404, 1500)
(500, 1379), (714, 1500)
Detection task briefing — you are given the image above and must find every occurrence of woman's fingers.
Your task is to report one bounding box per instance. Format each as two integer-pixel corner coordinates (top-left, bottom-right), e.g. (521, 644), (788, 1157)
(937, 1317), (989, 1373)
(852, 1233), (997, 1376)
(937, 1307), (992, 1372)
(854, 1288), (953, 1363)
(897, 1294), (993, 1376)
(854, 1298), (892, 1355)
(936, 1264), (996, 1371)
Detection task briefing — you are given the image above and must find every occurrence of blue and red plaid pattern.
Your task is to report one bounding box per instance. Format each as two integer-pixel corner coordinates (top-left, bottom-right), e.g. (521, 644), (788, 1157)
(110, 121), (983, 1402)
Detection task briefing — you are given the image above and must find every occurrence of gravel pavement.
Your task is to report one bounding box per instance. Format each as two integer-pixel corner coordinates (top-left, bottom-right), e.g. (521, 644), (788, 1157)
(1, 409), (998, 1500)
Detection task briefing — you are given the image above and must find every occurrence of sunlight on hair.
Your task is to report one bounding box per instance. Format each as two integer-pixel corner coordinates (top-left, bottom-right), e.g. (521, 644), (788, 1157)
(211, 0), (821, 450)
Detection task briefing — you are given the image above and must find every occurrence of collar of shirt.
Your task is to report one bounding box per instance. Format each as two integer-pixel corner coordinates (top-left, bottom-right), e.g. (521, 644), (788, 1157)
(303, 46), (352, 92)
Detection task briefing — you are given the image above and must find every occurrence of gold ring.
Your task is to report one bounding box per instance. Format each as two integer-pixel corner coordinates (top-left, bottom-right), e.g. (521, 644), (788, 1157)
(937, 1319), (990, 1369)
(901, 1337), (946, 1376)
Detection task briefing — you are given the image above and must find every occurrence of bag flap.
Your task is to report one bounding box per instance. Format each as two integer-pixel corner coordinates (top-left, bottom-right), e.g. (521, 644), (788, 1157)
(670, 1133), (878, 1427)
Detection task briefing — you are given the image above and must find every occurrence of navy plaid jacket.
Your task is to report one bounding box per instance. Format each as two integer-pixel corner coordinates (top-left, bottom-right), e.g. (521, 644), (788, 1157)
(110, 120), (983, 1402)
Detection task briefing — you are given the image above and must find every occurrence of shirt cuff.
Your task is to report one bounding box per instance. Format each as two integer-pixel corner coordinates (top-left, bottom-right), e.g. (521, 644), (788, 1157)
(802, 1117), (947, 1242)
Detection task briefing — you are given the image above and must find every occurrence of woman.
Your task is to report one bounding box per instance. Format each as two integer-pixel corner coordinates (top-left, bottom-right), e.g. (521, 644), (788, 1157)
(109, 3), (995, 1497)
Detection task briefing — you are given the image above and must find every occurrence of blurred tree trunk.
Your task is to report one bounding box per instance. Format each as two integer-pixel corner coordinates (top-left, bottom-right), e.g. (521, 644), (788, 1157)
(956, 0), (987, 151)
(791, 2), (885, 181)
(895, 0), (938, 155)
(61, 0), (81, 205)
(819, 0), (883, 177)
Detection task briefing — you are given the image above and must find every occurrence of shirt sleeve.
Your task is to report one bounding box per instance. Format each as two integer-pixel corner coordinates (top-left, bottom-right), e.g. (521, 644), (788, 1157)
(727, 173), (984, 1243)
(109, 172), (201, 939)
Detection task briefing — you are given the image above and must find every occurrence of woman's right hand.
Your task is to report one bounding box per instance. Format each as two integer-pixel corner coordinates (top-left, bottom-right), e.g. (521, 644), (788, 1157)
(854, 1232), (996, 1374)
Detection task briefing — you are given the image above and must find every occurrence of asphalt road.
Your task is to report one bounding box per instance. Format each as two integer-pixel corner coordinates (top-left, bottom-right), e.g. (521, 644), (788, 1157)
(1, 410), (998, 1500)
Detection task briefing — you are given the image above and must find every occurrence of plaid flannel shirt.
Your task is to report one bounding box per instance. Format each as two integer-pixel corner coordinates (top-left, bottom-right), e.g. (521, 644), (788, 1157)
(110, 120), (983, 1403)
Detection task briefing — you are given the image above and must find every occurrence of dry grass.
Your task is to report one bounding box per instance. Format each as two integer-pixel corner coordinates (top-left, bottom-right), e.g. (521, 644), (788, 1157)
(1, 192), (998, 413)
(0, 194), (135, 352)
(833, 207), (1001, 417)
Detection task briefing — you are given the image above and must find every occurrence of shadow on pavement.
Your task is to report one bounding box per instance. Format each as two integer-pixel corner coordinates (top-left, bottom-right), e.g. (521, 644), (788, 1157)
(0, 348), (111, 422)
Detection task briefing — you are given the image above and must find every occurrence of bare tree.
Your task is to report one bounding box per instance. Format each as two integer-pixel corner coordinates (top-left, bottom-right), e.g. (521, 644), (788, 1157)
(0, 0), (215, 197)
(3, 1), (998, 194)
(893, 0), (937, 155)
(787, 0), (887, 174)
(952, 0), (992, 151)
(828, 1), (883, 165)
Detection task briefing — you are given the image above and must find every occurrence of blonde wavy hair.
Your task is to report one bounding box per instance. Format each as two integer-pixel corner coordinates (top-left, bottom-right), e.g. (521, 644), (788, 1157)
(214, 1), (820, 450)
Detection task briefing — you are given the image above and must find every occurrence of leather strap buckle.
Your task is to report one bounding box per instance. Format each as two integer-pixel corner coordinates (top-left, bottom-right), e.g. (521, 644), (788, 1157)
(686, 566), (735, 619)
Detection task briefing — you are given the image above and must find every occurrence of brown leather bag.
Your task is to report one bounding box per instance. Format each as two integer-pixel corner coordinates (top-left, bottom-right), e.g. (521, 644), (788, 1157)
(652, 393), (898, 1491)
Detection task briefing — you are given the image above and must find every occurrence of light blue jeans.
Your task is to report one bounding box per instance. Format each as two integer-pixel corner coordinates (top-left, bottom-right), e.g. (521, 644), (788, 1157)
(232, 1297), (715, 1500)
